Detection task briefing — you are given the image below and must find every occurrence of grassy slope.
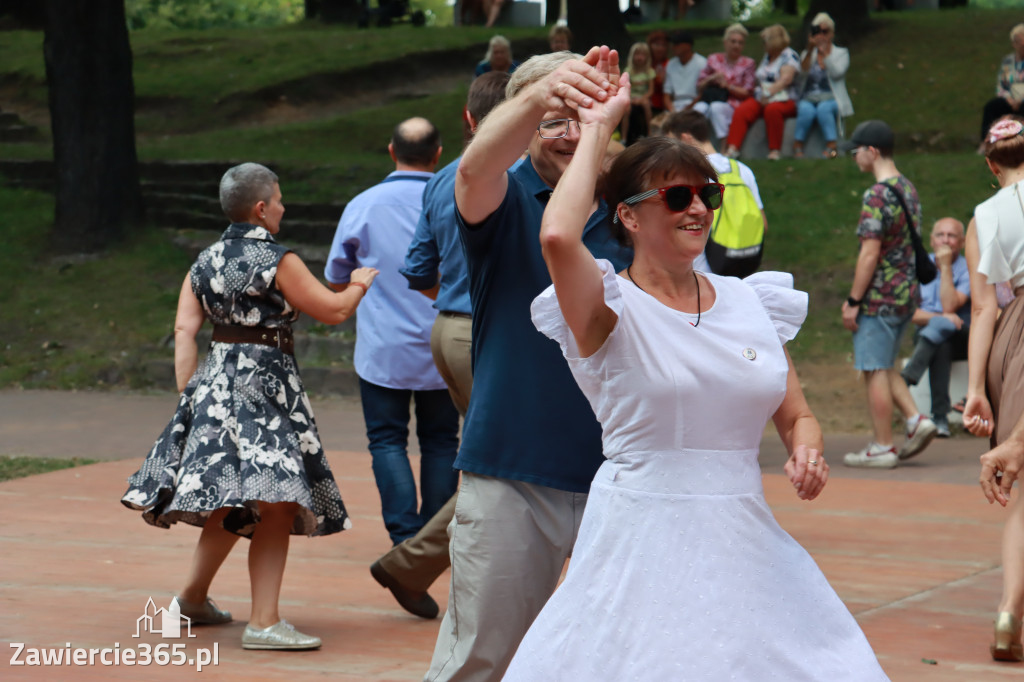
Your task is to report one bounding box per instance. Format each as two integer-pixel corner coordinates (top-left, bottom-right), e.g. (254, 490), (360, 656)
(0, 8), (1018, 387)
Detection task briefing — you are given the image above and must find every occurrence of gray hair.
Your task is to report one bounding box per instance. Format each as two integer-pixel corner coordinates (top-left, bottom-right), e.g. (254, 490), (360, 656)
(507, 50), (581, 99)
(724, 23), (748, 39)
(484, 34), (512, 63)
(219, 163), (278, 223)
(811, 13), (835, 32)
(1012, 23), (1024, 43)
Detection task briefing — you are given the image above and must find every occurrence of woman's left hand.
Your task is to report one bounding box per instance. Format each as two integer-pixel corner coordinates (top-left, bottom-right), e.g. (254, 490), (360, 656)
(578, 46), (631, 130)
(785, 444), (828, 501)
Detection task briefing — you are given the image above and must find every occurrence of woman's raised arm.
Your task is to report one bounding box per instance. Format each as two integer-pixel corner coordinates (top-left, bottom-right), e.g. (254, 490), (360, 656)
(539, 47), (631, 358)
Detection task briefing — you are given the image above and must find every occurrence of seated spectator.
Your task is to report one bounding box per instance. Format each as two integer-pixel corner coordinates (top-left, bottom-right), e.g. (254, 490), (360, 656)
(548, 24), (572, 53)
(794, 13), (853, 159)
(474, 35), (519, 77)
(662, 30), (707, 114)
(622, 42), (659, 145)
(692, 23), (756, 142)
(646, 30), (670, 116)
(900, 218), (971, 438)
(663, 110), (767, 278)
(724, 24), (799, 161)
(980, 24), (1024, 150)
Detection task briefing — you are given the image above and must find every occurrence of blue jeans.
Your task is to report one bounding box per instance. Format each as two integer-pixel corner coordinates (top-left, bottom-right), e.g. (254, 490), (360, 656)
(359, 378), (460, 545)
(794, 98), (839, 143)
(852, 312), (911, 372)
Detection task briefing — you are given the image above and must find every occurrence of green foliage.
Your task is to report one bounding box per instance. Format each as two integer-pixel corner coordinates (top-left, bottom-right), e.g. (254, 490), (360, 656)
(0, 456), (97, 482)
(125, 0), (304, 30)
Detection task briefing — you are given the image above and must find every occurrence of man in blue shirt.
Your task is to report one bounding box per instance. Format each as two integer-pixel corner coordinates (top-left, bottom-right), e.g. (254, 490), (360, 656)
(424, 50), (632, 682)
(368, 72), (510, 621)
(325, 117), (460, 547)
(900, 217), (971, 438)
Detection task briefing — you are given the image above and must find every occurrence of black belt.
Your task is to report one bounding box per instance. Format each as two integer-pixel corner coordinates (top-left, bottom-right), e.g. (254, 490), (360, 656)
(212, 324), (294, 355)
(439, 311), (472, 319)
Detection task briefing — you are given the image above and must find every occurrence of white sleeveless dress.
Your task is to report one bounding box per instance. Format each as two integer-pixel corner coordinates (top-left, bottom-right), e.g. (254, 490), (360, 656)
(503, 260), (889, 681)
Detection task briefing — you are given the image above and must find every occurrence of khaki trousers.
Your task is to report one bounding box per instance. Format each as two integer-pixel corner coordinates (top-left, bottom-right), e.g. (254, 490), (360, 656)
(424, 473), (588, 682)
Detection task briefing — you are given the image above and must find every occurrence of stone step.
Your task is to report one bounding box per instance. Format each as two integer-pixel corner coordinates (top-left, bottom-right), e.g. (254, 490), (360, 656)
(151, 206), (338, 244)
(142, 189), (344, 224)
(0, 125), (40, 143)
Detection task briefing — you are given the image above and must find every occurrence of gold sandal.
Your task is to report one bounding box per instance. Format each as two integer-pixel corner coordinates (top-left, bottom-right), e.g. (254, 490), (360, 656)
(991, 611), (1024, 662)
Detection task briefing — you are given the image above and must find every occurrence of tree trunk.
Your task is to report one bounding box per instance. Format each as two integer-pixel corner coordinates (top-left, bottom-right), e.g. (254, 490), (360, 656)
(546, 0), (561, 26)
(803, 0), (871, 43)
(318, 0), (363, 23)
(43, 0), (142, 253)
(567, 0), (631, 56)
(774, 0), (799, 15)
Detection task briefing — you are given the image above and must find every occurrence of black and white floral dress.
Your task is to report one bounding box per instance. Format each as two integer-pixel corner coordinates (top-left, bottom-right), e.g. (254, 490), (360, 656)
(122, 223), (350, 538)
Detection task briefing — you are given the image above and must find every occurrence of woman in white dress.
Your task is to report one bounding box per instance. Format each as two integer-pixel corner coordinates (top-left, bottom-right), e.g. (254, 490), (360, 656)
(502, 47), (888, 681)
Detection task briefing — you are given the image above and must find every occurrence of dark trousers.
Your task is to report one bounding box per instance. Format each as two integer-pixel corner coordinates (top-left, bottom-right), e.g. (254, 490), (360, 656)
(901, 326), (969, 420)
(359, 378), (460, 545)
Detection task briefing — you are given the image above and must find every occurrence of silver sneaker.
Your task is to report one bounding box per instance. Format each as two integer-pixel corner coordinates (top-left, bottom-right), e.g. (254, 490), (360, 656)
(174, 597), (232, 625)
(899, 416), (937, 460)
(242, 620), (321, 650)
(843, 443), (899, 469)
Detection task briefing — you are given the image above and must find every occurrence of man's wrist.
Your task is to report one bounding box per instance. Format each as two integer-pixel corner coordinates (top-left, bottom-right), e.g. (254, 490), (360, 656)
(847, 296), (862, 307)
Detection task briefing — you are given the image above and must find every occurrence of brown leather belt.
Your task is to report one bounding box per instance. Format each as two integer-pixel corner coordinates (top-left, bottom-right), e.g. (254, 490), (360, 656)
(212, 324), (294, 355)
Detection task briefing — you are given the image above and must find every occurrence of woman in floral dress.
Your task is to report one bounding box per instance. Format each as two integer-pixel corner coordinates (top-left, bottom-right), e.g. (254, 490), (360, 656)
(122, 163), (378, 650)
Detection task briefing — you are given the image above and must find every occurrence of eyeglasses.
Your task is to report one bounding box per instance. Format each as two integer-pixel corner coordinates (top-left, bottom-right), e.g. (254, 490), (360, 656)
(853, 146), (872, 156)
(809, 25), (828, 36)
(613, 183), (725, 223)
(537, 118), (581, 139)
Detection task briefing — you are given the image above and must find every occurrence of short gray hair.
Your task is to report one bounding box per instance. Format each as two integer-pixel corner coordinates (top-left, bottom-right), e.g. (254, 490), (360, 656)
(219, 163), (278, 223)
(724, 23), (748, 39)
(811, 13), (835, 32)
(507, 51), (581, 99)
(484, 34), (512, 63)
(1012, 23), (1024, 43)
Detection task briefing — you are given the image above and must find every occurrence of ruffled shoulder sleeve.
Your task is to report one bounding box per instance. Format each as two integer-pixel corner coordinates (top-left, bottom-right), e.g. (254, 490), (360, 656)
(974, 195), (1014, 284)
(531, 258), (623, 360)
(742, 271), (808, 345)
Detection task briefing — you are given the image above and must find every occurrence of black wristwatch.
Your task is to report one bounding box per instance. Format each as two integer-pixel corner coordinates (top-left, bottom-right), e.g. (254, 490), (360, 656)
(847, 296), (862, 307)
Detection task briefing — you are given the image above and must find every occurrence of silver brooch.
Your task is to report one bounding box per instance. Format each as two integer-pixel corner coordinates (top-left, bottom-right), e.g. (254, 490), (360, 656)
(742, 348), (757, 361)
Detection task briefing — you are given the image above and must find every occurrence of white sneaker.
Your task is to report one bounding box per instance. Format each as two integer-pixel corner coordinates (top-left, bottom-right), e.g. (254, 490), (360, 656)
(843, 443), (899, 469)
(899, 415), (937, 461)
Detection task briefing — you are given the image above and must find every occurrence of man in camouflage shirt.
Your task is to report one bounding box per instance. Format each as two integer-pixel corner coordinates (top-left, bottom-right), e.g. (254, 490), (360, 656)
(839, 120), (937, 469)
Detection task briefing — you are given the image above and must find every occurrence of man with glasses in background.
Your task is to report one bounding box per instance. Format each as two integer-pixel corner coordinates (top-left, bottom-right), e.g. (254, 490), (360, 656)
(839, 119), (937, 469)
(423, 49), (632, 682)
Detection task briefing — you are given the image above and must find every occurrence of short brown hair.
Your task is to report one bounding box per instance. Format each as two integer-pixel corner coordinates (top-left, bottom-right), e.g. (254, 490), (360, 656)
(663, 111), (711, 143)
(602, 137), (718, 246)
(467, 71), (509, 123)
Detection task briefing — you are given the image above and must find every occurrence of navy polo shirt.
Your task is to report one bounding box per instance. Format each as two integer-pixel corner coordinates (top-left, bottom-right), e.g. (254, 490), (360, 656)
(455, 157), (634, 492)
(400, 157), (472, 315)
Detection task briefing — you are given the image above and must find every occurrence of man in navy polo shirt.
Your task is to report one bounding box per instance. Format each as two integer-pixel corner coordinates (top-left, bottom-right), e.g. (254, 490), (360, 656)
(424, 50), (632, 682)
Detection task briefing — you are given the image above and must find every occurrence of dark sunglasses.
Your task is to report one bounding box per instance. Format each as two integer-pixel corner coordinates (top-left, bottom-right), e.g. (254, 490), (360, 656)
(809, 25), (828, 36)
(613, 183), (725, 223)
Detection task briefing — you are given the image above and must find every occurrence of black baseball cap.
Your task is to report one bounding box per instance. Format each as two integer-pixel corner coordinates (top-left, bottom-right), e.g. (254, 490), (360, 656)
(670, 30), (694, 45)
(839, 120), (894, 152)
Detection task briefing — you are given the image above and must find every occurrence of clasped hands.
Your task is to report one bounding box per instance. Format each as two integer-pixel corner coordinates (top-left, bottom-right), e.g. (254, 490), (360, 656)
(535, 45), (632, 129)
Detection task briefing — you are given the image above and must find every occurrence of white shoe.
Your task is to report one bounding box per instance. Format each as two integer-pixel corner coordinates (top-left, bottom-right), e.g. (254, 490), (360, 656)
(899, 415), (937, 460)
(843, 443), (899, 469)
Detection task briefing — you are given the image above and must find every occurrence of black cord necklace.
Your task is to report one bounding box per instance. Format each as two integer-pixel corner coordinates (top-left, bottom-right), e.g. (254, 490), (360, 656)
(626, 266), (701, 328)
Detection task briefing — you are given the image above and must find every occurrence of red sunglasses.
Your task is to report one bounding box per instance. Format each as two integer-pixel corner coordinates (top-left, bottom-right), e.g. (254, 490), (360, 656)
(613, 183), (725, 223)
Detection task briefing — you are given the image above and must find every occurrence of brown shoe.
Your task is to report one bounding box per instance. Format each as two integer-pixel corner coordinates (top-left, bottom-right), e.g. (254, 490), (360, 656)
(370, 560), (439, 619)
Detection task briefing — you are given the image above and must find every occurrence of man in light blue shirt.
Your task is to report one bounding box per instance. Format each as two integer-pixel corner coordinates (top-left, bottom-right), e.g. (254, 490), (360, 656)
(325, 117), (459, 546)
(900, 217), (971, 438)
